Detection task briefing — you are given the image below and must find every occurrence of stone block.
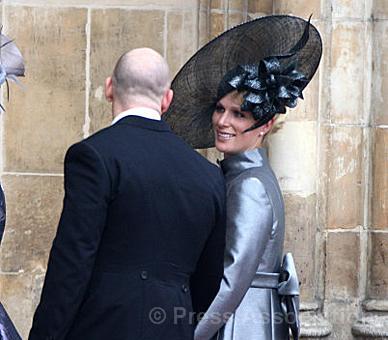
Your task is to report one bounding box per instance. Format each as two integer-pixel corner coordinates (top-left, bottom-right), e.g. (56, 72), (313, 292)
(372, 21), (388, 126)
(210, 0), (223, 10)
(331, 0), (365, 19)
(283, 193), (317, 301)
(273, 0), (321, 18)
(0, 273), (36, 339)
(89, 9), (164, 134)
(0, 175), (63, 273)
(374, 0), (388, 19)
(327, 126), (363, 229)
(4, 6), (87, 173)
(330, 22), (365, 124)
(227, 12), (244, 28)
(368, 233), (388, 299)
(371, 128), (388, 230)
(210, 12), (226, 39)
(6, 0), (196, 7)
(167, 11), (198, 77)
(325, 232), (360, 299)
(228, 0), (245, 11)
(199, 0), (210, 11)
(267, 121), (317, 196)
(248, 0), (273, 14)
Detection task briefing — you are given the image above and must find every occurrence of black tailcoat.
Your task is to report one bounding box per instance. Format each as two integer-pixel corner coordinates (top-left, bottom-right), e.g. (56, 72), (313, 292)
(29, 116), (226, 340)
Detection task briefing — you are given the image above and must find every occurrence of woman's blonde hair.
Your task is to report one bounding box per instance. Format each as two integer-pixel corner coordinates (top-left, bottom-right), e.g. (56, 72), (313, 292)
(229, 90), (286, 138)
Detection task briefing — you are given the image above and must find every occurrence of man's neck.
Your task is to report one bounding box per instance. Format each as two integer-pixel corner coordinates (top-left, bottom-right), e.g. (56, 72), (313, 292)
(112, 102), (160, 119)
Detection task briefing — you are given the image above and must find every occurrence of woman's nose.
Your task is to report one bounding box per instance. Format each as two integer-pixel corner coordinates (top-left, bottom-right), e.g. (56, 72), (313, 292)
(216, 111), (231, 127)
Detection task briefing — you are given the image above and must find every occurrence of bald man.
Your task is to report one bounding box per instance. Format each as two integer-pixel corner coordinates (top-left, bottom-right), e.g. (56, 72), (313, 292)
(29, 48), (226, 340)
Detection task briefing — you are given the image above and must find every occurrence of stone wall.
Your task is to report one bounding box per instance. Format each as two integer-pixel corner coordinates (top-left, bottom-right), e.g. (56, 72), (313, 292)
(0, 0), (386, 339)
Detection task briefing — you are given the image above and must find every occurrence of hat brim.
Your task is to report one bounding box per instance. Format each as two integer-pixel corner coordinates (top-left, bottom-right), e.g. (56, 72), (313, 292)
(163, 15), (322, 149)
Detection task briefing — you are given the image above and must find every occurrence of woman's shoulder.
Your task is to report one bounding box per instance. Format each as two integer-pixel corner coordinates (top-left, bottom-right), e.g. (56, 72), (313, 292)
(227, 170), (269, 200)
(227, 166), (275, 189)
(227, 166), (283, 209)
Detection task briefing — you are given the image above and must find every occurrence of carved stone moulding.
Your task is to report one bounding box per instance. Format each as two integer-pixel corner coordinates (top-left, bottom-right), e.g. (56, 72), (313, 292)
(352, 300), (388, 338)
(300, 302), (333, 339)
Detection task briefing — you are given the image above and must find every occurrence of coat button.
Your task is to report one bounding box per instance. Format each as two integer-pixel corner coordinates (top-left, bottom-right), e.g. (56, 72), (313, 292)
(182, 284), (188, 293)
(140, 270), (148, 280)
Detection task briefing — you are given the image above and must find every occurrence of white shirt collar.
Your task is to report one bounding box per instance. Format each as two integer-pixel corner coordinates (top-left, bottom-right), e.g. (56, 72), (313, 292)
(111, 107), (161, 125)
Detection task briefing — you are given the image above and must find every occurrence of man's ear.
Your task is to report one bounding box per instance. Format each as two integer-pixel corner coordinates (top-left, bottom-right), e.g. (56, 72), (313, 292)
(161, 89), (174, 115)
(105, 77), (113, 103)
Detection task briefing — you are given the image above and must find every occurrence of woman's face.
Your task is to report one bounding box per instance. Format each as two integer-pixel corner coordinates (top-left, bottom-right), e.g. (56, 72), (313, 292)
(212, 92), (262, 157)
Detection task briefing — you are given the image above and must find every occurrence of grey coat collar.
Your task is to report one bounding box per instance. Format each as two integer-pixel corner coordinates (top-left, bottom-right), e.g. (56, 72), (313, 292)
(220, 148), (268, 178)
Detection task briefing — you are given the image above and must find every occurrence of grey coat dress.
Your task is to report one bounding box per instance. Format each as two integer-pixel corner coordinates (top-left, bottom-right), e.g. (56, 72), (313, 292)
(194, 148), (291, 340)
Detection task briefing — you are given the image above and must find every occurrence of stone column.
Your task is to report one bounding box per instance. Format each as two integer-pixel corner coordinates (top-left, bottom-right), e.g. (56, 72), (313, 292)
(324, 0), (373, 339)
(352, 0), (388, 337)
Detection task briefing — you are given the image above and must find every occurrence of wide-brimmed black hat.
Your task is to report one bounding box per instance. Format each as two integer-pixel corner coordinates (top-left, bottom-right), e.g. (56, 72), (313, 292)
(163, 15), (322, 149)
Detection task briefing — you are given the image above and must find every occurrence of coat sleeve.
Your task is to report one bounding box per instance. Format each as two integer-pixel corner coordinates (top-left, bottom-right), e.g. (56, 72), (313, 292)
(190, 171), (226, 320)
(194, 176), (274, 340)
(29, 141), (111, 340)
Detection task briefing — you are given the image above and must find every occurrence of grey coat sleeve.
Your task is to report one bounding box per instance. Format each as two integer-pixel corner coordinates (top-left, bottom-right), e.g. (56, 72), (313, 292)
(194, 175), (274, 340)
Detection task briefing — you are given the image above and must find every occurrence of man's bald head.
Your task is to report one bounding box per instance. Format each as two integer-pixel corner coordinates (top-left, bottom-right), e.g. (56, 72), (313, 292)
(111, 48), (171, 109)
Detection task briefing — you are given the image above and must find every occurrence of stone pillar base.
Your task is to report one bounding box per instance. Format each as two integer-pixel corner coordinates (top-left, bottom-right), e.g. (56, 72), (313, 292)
(300, 303), (332, 338)
(352, 300), (388, 338)
(352, 316), (388, 338)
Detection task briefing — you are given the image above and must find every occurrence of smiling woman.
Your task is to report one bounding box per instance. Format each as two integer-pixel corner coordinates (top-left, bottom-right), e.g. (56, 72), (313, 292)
(212, 91), (275, 157)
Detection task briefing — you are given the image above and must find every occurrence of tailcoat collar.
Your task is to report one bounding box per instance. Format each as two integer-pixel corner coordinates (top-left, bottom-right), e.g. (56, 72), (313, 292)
(115, 115), (171, 132)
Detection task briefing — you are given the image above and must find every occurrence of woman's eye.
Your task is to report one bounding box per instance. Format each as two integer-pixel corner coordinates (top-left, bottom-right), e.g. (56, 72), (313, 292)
(234, 111), (245, 118)
(215, 105), (224, 113)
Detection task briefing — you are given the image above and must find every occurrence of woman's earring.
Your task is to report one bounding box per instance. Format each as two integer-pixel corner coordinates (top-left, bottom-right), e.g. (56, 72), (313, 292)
(259, 132), (264, 137)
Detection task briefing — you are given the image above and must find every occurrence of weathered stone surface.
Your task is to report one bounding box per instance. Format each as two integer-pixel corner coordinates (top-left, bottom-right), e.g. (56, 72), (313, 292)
(300, 309), (333, 338)
(283, 194), (316, 301)
(210, 0), (223, 10)
(324, 301), (358, 340)
(374, 0), (388, 19)
(4, 6), (86, 173)
(267, 121), (317, 196)
(228, 0), (245, 11)
(0, 273), (36, 339)
(371, 128), (388, 229)
(325, 232), (360, 299)
(331, 0), (365, 18)
(0, 175), (63, 273)
(372, 21), (388, 126)
(227, 12), (244, 28)
(330, 22), (365, 124)
(352, 315), (388, 337)
(167, 11), (198, 77)
(273, 0), (321, 18)
(89, 9), (164, 134)
(5, 0), (196, 7)
(327, 126), (363, 229)
(248, 0), (273, 14)
(210, 12), (226, 39)
(368, 233), (388, 299)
